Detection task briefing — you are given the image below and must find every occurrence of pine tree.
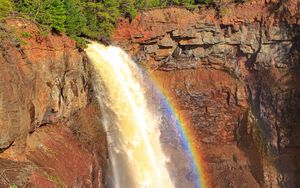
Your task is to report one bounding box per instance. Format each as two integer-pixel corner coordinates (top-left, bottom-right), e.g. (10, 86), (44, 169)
(64, 0), (86, 36)
(82, 1), (100, 37)
(82, 0), (120, 38)
(15, 0), (43, 19)
(120, 0), (137, 19)
(98, 0), (120, 35)
(16, 0), (67, 32)
(39, 0), (66, 32)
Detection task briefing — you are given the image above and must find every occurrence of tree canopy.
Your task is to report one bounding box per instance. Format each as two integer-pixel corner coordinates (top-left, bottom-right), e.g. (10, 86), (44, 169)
(5, 0), (207, 46)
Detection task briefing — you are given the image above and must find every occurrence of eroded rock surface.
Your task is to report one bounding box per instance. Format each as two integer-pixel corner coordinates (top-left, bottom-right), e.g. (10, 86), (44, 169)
(0, 1), (299, 187)
(0, 18), (107, 187)
(113, 1), (300, 187)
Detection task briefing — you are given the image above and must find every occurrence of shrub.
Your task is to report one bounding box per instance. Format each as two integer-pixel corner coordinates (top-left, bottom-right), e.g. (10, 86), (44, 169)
(9, 184), (18, 188)
(20, 31), (33, 38)
(74, 36), (87, 49)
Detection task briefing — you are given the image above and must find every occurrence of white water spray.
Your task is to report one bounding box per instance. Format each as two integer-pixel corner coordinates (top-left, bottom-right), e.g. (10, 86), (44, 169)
(85, 42), (174, 188)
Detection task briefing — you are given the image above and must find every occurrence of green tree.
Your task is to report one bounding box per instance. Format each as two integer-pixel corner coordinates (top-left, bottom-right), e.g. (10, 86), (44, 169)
(12, 0), (199, 43)
(14, 0), (41, 17)
(16, 0), (66, 32)
(120, 0), (137, 19)
(64, 0), (86, 36)
(39, 0), (66, 32)
(82, 0), (120, 38)
(101, 0), (120, 34)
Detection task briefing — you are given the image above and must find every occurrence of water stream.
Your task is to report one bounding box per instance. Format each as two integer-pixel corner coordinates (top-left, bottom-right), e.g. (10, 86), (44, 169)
(85, 42), (174, 188)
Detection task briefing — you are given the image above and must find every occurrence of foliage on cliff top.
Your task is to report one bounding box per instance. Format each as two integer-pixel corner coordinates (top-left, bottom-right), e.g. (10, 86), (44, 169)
(6, 0), (214, 47)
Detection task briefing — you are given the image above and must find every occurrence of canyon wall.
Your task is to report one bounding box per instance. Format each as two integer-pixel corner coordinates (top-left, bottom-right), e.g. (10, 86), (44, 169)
(0, 1), (299, 187)
(113, 1), (300, 187)
(0, 18), (107, 187)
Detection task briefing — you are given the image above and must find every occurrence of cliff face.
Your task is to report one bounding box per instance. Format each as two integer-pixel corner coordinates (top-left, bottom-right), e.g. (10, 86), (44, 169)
(0, 18), (107, 187)
(113, 1), (300, 187)
(0, 1), (299, 187)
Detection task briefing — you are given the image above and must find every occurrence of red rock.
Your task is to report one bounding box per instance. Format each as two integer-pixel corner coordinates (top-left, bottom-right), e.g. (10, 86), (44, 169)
(0, 18), (107, 187)
(113, 2), (300, 187)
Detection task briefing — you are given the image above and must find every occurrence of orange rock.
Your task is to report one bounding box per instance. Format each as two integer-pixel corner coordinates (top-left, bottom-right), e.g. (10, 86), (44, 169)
(0, 18), (107, 187)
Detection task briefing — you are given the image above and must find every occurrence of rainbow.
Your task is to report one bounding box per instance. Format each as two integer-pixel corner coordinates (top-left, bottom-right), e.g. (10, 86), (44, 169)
(147, 71), (210, 188)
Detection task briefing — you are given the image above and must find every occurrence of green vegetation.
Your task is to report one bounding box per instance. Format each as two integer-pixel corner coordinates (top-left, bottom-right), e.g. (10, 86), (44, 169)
(20, 31), (33, 38)
(15, 0), (67, 32)
(9, 184), (18, 188)
(120, 0), (137, 19)
(2, 0), (216, 46)
(201, 0), (213, 4)
(14, 34), (28, 46)
(64, 0), (86, 36)
(82, 0), (121, 38)
(0, 0), (13, 20)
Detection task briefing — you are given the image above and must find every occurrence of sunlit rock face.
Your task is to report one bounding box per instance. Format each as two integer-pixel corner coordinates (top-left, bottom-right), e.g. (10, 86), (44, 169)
(113, 1), (300, 187)
(0, 1), (299, 188)
(0, 18), (107, 187)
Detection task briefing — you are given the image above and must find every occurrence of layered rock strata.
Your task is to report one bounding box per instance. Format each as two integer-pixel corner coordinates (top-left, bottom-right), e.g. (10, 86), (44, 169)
(113, 1), (300, 187)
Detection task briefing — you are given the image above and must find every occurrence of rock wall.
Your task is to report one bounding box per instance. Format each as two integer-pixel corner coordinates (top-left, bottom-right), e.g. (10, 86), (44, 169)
(113, 1), (300, 187)
(0, 1), (299, 187)
(0, 18), (107, 187)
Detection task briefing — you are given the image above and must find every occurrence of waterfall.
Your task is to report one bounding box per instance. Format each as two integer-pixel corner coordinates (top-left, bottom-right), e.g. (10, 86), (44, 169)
(85, 42), (174, 188)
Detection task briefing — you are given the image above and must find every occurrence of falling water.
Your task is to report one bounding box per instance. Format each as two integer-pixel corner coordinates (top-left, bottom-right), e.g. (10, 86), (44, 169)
(85, 42), (174, 188)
